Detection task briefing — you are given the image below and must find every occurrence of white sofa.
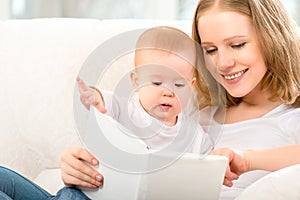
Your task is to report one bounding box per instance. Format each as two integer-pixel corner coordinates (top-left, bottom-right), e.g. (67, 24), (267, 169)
(0, 18), (299, 200)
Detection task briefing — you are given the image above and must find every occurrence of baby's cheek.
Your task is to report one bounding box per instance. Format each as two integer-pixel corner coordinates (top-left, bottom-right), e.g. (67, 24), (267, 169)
(174, 95), (186, 110)
(139, 98), (151, 111)
(175, 90), (192, 110)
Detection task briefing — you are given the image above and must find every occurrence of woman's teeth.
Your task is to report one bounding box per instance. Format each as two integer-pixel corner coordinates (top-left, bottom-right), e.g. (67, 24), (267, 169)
(224, 69), (246, 80)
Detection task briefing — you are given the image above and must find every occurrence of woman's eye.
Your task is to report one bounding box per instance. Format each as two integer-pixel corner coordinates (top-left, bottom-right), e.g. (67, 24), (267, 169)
(205, 48), (217, 55)
(152, 81), (162, 86)
(232, 42), (246, 49)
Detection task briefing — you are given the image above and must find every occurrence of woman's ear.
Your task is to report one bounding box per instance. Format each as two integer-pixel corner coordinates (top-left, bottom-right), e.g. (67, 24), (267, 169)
(130, 71), (139, 87)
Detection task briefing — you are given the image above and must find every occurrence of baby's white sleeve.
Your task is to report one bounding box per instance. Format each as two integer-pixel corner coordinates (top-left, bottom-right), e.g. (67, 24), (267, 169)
(99, 89), (120, 119)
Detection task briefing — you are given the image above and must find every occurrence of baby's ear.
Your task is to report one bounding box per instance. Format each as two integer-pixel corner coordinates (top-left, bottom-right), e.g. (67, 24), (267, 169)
(191, 77), (196, 86)
(130, 71), (139, 87)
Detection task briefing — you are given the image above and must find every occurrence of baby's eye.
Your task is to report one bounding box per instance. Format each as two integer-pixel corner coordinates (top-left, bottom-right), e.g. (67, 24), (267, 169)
(152, 81), (162, 86)
(174, 83), (185, 87)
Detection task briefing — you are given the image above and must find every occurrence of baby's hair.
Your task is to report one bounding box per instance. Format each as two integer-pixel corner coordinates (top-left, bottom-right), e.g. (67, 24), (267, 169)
(134, 26), (197, 69)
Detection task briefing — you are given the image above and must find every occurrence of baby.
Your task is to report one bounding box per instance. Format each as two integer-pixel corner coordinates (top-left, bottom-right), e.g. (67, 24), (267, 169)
(78, 26), (213, 154)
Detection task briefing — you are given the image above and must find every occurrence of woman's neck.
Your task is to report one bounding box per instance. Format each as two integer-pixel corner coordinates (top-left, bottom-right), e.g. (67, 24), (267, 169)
(217, 88), (282, 124)
(240, 86), (273, 106)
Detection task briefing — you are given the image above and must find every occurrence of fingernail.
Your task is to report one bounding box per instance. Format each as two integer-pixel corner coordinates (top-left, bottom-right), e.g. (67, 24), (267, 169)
(96, 175), (102, 181)
(92, 159), (98, 165)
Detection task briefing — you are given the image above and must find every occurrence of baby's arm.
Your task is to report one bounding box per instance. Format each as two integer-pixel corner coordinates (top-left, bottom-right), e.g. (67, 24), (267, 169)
(77, 76), (107, 113)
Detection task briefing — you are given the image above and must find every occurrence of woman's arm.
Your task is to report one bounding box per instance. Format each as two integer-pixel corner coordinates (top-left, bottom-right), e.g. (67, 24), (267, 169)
(245, 144), (300, 171)
(211, 144), (300, 186)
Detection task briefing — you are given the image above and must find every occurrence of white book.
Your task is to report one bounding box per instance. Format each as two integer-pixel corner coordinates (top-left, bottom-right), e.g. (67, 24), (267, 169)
(79, 107), (227, 200)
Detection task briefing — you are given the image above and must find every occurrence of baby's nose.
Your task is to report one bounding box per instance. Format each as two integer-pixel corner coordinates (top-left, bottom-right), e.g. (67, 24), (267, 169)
(162, 88), (174, 97)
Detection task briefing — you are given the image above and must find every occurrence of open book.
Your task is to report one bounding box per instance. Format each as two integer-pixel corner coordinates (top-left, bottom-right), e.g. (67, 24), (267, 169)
(79, 107), (227, 200)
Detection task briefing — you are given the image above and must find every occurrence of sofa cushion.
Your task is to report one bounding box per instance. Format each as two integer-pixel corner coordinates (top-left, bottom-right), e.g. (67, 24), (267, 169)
(34, 169), (64, 195)
(235, 164), (300, 200)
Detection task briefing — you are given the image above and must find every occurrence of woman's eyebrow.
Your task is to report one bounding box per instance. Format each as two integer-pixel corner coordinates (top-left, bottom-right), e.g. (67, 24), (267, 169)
(201, 35), (247, 45)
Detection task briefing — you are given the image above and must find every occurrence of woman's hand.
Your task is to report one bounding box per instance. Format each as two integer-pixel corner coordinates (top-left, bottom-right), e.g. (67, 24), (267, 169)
(77, 76), (107, 113)
(210, 148), (249, 187)
(60, 146), (103, 188)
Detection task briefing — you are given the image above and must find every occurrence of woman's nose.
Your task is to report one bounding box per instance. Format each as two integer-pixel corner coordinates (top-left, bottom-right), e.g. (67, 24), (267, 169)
(216, 49), (234, 71)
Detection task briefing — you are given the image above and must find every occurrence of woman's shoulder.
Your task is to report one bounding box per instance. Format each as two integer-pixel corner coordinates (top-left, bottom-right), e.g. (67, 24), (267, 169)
(266, 104), (300, 137)
(264, 104), (300, 118)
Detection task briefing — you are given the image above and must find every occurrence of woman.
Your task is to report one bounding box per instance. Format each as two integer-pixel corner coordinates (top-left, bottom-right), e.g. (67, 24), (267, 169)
(190, 0), (300, 198)
(1, 0), (300, 199)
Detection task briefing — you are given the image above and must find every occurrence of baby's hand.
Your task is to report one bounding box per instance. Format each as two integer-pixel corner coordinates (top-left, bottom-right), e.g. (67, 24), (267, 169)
(77, 76), (107, 113)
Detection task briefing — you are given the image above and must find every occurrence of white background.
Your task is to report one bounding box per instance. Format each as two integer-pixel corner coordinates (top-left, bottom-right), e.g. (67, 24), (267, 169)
(1, 0), (299, 24)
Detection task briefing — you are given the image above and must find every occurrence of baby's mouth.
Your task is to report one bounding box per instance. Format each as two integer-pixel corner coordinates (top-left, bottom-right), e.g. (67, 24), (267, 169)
(160, 103), (172, 111)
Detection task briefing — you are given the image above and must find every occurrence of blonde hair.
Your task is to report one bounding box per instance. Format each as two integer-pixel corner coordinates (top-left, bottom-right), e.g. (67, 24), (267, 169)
(192, 0), (300, 107)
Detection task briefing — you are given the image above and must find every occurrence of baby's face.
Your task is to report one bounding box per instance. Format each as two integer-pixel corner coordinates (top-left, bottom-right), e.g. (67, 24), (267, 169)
(132, 50), (196, 126)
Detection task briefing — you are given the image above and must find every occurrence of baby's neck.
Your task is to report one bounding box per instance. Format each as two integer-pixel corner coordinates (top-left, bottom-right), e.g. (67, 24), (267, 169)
(162, 116), (178, 127)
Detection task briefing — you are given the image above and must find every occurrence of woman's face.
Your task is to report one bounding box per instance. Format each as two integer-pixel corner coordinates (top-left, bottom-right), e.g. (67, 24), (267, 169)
(197, 10), (267, 98)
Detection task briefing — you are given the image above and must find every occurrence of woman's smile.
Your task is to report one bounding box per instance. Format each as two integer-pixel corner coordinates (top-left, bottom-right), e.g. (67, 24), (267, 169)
(222, 68), (248, 84)
(223, 69), (248, 80)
